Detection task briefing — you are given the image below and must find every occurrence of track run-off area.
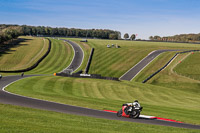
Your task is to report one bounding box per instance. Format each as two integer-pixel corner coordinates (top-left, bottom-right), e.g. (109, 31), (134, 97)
(0, 38), (200, 130)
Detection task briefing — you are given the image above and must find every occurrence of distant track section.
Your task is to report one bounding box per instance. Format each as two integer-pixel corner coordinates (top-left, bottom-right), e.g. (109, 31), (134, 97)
(120, 50), (178, 81)
(59, 39), (84, 73)
(142, 50), (200, 83)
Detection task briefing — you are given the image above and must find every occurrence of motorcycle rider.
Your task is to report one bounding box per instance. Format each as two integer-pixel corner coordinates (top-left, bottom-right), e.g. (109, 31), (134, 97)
(126, 100), (140, 113)
(133, 100), (140, 108)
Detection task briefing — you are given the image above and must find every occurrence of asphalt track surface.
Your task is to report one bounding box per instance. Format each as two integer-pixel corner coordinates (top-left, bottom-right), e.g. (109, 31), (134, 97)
(60, 39), (84, 73)
(120, 50), (179, 81)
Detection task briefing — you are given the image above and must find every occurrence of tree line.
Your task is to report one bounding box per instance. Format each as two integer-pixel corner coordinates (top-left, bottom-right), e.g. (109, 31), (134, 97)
(123, 33), (136, 40)
(149, 33), (200, 42)
(0, 26), (22, 44)
(0, 24), (121, 40)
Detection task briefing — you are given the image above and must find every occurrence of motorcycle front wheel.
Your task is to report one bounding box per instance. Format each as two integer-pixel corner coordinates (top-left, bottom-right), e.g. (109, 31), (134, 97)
(131, 111), (140, 119)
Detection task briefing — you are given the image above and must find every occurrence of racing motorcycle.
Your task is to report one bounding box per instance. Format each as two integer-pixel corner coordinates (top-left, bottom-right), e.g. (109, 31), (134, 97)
(117, 104), (143, 118)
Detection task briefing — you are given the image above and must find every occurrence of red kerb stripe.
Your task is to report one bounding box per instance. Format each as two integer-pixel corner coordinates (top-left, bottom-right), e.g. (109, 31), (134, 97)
(104, 110), (117, 113)
(155, 117), (183, 123)
(103, 110), (183, 123)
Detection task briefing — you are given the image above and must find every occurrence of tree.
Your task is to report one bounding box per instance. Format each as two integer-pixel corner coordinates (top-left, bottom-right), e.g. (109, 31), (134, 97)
(153, 35), (161, 40)
(124, 33), (129, 40)
(109, 33), (118, 40)
(149, 36), (153, 40)
(130, 34), (136, 40)
(0, 26), (22, 44)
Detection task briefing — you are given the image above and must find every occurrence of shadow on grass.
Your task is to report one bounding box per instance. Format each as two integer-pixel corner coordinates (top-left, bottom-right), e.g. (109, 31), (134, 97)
(0, 38), (32, 56)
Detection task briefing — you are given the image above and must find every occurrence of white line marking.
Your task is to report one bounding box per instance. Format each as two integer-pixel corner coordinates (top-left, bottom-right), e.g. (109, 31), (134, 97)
(139, 115), (156, 119)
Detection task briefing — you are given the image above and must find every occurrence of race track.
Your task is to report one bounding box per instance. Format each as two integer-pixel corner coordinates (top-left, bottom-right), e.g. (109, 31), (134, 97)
(0, 75), (200, 130)
(120, 50), (178, 81)
(60, 39), (84, 73)
(0, 40), (200, 130)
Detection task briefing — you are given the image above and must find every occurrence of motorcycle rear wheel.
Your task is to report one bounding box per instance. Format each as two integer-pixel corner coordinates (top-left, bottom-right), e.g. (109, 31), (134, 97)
(117, 109), (122, 117)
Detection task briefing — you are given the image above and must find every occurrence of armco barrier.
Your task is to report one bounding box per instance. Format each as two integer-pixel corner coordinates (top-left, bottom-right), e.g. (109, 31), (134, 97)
(142, 50), (200, 83)
(85, 48), (94, 74)
(0, 38), (51, 73)
(56, 72), (119, 81)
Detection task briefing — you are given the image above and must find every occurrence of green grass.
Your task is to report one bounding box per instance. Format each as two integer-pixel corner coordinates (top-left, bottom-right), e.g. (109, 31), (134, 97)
(131, 49), (200, 93)
(145, 51), (200, 90)
(6, 76), (200, 125)
(25, 38), (74, 74)
(63, 38), (200, 78)
(0, 36), (49, 71)
(1, 104), (198, 133)
(174, 52), (200, 80)
(0, 38), (74, 76)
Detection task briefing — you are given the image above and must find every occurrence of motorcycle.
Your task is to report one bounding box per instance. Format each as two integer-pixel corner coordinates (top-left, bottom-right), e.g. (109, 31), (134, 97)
(117, 104), (143, 118)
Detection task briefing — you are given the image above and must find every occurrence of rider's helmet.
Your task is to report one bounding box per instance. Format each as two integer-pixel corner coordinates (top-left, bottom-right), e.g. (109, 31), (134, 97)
(133, 100), (139, 107)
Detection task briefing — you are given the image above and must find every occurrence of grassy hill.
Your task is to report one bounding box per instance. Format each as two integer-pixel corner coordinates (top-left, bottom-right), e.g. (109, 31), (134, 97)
(2, 38), (200, 132)
(0, 36), (49, 71)
(136, 51), (200, 91)
(66, 38), (200, 78)
(174, 52), (200, 80)
(26, 38), (74, 74)
(0, 38), (74, 76)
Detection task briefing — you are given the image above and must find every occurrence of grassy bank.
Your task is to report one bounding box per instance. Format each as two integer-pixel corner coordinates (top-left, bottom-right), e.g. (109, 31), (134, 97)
(0, 36), (49, 71)
(6, 76), (200, 125)
(65, 38), (200, 78)
(174, 52), (200, 80)
(1, 104), (198, 133)
(25, 38), (74, 74)
(0, 38), (74, 76)
(145, 51), (200, 91)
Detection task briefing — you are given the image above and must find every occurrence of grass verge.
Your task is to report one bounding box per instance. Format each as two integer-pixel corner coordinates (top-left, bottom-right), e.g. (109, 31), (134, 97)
(6, 76), (200, 125)
(0, 104), (199, 133)
(174, 52), (200, 80)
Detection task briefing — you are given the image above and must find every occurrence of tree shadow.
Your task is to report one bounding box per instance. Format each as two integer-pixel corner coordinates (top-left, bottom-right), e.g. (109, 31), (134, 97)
(0, 38), (33, 56)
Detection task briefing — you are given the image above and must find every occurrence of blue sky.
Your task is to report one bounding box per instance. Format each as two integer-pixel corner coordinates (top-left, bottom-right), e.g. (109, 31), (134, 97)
(0, 0), (200, 39)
